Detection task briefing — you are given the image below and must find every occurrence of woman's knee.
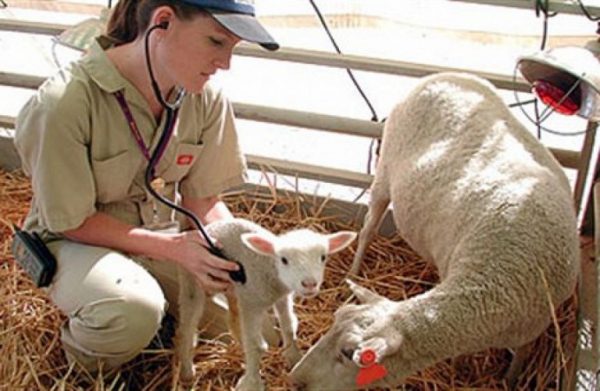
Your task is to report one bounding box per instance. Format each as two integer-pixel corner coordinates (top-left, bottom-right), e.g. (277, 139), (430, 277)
(69, 289), (167, 356)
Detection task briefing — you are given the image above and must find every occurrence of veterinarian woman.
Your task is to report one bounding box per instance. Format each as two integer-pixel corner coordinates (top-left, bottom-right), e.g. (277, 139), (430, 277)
(13, 0), (278, 373)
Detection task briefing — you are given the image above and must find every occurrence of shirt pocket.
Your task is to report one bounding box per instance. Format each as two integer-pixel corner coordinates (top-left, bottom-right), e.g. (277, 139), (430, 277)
(91, 149), (138, 203)
(158, 143), (205, 183)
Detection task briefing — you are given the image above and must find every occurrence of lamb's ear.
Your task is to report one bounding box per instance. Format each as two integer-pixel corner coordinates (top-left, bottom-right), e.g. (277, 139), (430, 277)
(346, 279), (386, 304)
(241, 233), (276, 257)
(326, 231), (357, 255)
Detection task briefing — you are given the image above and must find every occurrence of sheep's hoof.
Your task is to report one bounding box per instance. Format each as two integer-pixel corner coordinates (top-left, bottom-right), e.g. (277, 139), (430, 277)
(283, 345), (303, 368)
(251, 337), (268, 354)
(505, 344), (532, 389)
(178, 364), (196, 389)
(235, 373), (265, 391)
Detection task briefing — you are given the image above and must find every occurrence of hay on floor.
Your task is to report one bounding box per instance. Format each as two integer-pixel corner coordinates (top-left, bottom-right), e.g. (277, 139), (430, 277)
(0, 169), (578, 390)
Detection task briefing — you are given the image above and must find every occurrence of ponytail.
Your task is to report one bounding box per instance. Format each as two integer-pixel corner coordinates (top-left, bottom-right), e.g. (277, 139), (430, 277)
(106, 0), (204, 45)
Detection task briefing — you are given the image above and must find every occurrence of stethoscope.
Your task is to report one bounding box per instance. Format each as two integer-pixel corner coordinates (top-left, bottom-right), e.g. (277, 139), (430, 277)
(142, 21), (246, 284)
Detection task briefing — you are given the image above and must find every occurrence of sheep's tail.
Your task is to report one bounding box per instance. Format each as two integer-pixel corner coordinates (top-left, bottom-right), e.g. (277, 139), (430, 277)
(225, 290), (243, 346)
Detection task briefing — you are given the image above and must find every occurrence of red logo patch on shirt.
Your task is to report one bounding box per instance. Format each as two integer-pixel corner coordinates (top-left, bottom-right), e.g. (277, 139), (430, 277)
(177, 154), (194, 165)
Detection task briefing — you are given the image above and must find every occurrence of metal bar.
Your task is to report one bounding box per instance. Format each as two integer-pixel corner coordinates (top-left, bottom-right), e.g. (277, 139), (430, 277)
(0, 112), (581, 170)
(450, 0), (600, 16)
(0, 118), (373, 188)
(0, 18), (531, 92)
(0, 71), (45, 89)
(0, 114), (14, 129)
(595, 181), (600, 386)
(573, 121), (598, 230)
(234, 44), (531, 92)
(234, 102), (381, 138)
(0, 18), (66, 35)
(246, 153), (373, 189)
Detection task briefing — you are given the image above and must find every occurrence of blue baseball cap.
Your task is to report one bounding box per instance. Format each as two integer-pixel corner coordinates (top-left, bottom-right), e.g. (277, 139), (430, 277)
(180, 0), (279, 51)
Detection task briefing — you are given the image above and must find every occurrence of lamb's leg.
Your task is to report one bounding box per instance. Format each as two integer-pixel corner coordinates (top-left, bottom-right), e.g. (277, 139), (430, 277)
(225, 290), (242, 345)
(350, 182), (390, 274)
(273, 293), (302, 367)
(235, 306), (268, 391)
(175, 267), (205, 387)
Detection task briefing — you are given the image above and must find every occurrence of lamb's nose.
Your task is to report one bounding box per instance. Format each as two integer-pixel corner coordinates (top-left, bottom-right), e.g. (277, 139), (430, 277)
(301, 279), (317, 289)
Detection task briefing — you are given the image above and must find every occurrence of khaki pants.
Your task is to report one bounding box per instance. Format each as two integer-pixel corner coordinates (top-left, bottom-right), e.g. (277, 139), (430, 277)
(45, 239), (228, 373)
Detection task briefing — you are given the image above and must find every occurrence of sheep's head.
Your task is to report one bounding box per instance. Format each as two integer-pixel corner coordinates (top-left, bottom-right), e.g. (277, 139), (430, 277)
(241, 229), (356, 297)
(290, 280), (405, 390)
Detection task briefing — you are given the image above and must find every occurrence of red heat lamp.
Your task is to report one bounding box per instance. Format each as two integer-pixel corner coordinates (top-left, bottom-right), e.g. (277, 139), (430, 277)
(532, 80), (581, 116)
(517, 42), (600, 121)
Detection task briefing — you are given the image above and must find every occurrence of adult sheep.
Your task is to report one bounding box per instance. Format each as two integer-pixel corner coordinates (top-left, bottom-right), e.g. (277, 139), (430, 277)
(290, 72), (580, 390)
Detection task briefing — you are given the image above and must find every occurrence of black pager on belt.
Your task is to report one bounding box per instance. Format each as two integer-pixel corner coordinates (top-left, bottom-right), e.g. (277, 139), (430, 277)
(11, 225), (57, 287)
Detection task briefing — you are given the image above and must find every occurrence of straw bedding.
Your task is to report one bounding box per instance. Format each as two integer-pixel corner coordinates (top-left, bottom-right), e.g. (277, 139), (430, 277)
(0, 169), (578, 390)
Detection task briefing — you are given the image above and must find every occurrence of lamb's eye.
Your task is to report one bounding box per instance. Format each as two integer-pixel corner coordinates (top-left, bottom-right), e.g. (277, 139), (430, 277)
(321, 255), (327, 262)
(281, 257), (289, 265)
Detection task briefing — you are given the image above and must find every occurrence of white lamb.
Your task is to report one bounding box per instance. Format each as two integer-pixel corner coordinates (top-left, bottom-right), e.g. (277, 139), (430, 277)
(290, 72), (580, 390)
(173, 217), (356, 390)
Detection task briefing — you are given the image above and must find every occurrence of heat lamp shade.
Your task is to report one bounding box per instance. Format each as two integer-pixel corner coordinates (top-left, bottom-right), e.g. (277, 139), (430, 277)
(54, 8), (109, 52)
(517, 44), (600, 121)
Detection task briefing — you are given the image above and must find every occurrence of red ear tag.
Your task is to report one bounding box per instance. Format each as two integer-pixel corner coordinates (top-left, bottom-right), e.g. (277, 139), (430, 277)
(355, 349), (388, 387)
(356, 364), (388, 387)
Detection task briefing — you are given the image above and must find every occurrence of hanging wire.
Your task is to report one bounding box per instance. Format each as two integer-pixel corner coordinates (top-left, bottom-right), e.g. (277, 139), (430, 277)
(307, 0), (378, 123)
(533, 98), (543, 138)
(575, 0), (600, 21)
(535, 0), (557, 50)
(307, 0), (382, 203)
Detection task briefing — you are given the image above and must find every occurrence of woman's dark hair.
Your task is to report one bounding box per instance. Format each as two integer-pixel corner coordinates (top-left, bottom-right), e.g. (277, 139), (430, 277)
(106, 0), (205, 45)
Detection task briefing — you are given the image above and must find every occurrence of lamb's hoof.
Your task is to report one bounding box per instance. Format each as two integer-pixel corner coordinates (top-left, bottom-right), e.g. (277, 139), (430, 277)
(177, 382), (194, 391)
(235, 373), (265, 391)
(283, 345), (303, 368)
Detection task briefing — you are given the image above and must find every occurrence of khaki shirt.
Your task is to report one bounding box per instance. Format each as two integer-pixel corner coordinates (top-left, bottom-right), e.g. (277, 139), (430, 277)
(14, 37), (247, 236)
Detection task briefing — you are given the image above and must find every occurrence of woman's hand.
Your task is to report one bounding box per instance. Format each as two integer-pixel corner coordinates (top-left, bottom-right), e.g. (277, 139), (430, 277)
(62, 209), (239, 293)
(167, 230), (240, 293)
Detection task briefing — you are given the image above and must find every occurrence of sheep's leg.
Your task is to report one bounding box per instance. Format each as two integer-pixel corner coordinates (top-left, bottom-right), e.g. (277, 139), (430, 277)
(505, 342), (534, 389)
(175, 268), (205, 387)
(350, 182), (390, 274)
(235, 307), (268, 391)
(273, 294), (302, 367)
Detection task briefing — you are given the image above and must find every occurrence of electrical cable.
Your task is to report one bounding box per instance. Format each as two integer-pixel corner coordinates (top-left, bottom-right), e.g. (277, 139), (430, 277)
(575, 0), (600, 21)
(534, 98), (542, 139)
(307, 0), (379, 123)
(307, 0), (382, 203)
(535, 0), (557, 50)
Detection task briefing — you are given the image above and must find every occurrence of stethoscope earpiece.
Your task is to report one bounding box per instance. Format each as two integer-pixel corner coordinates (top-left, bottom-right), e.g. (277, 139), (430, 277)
(156, 21), (169, 30)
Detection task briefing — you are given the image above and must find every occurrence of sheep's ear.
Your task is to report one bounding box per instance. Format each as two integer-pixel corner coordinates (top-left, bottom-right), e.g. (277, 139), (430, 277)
(326, 231), (357, 255)
(346, 279), (386, 304)
(241, 233), (276, 257)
